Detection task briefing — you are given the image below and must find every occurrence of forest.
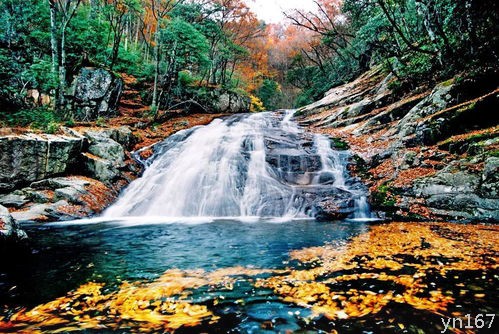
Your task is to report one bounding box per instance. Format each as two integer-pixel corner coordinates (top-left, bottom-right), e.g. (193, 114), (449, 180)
(1, 0), (497, 130)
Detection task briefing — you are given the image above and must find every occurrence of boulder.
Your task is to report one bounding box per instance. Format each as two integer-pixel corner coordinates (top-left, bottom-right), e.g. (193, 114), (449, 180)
(0, 193), (29, 208)
(397, 81), (454, 141)
(69, 67), (124, 121)
(313, 197), (355, 221)
(210, 91), (250, 113)
(0, 205), (27, 241)
(0, 134), (84, 191)
(480, 156), (499, 198)
(413, 159), (499, 221)
(83, 153), (120, 182)
(80, 129), (131, 183)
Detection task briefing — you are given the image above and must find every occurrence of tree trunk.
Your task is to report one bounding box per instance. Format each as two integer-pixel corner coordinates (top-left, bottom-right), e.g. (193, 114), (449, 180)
(58, 27), (68, 115)
(48, 1), (58, 83)
(151, 33), (160, 110)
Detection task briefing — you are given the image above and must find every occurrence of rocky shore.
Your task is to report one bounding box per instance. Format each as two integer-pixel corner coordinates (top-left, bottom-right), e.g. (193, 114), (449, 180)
(0, 66), (229, 242)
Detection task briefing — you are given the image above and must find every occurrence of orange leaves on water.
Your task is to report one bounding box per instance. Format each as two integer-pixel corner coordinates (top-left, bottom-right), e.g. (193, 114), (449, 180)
(257, 222), (498, 321)
(0, 268), (261, 333)
(1, 223), (497, 332)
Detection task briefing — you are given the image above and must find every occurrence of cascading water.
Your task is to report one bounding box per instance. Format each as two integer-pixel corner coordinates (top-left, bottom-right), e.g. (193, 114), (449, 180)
(104, 111), (371, 220)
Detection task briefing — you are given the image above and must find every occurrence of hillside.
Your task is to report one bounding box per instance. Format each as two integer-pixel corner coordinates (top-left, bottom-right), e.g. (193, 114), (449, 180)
(297, 67), (499, 222)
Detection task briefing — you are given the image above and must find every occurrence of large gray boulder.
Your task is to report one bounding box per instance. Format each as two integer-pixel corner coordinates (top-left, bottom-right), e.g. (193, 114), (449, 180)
(213, 92), (250, 113)
(0, 205), (27, 241)
(0, 134), (84, 191)
(81, 128), (132, 183)
(414, 161), (499, 221)
(69, 67), (124, 121)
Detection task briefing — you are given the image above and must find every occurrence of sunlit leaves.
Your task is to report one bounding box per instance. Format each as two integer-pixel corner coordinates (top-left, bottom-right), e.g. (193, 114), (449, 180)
(1, 223), (497, 332)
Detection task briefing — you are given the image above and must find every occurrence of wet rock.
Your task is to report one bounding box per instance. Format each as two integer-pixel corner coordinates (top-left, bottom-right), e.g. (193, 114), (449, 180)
(0, 205), (27, 241)
(0, 193), (29, 208)
(69, 67), (124, 121)
(313, 197), (355, 221)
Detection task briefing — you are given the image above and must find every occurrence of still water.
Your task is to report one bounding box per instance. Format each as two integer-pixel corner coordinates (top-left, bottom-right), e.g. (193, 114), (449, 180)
(0, 219), (367, 332)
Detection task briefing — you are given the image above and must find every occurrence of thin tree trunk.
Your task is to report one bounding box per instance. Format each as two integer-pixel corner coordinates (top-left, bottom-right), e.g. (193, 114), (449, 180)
(151, 33), (160, 109)
(58, 27), (67, 114)
(48, 1), (58, 83)
(377, 0), (437, 56)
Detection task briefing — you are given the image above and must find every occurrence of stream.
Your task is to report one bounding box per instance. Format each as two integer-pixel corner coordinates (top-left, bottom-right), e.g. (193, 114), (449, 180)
(2, 112), (495, 333)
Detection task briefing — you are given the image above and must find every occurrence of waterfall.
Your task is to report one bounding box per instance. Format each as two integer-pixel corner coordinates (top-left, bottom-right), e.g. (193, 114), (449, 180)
(104, 111), (372, 220)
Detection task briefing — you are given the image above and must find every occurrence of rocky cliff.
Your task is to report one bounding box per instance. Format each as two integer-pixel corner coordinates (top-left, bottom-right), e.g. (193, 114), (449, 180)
(297, 66), (499, 222)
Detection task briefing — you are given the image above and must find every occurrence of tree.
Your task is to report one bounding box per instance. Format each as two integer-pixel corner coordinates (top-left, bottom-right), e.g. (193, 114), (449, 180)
(156, 17), (209, 113)
(104, 0), (141, 71)
(48, 0), (82, 116)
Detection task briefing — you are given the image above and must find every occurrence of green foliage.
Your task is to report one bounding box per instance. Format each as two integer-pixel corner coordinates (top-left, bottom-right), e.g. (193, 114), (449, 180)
(289, 0), (499, 105)
(95, 117), (107, 127)
(294, 89), (316, 108)
(256, 79), (282, 111)
(372, 183), (396, 209)
(1, 106), (60, 132)
(330, 138), (349, 150)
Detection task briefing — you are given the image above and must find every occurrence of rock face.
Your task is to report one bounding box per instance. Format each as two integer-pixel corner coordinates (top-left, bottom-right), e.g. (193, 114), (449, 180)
(0, 126), (141, 228)
(413, 159), (499, 221)
(0, 134), (84, 191)
(297, 67), (499, 222)
(200, 89), (250, 113)
(69, 67), (124, 121)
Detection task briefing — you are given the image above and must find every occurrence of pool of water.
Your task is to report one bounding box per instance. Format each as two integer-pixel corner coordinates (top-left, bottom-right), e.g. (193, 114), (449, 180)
(0, 219), (367, 310)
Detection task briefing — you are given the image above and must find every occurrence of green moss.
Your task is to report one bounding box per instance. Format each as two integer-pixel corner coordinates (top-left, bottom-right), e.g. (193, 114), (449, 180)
(440, 78), (455, 87)
(371, 183), (397, 210)
(457, 102), (476, 113)
(488, 150), (499, 158)
(95, 117), (107, 127)
(330, 138), (349, 150)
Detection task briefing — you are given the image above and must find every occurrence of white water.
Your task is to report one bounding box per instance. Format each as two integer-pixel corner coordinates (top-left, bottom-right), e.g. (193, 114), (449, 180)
(104, 111), (371, 220)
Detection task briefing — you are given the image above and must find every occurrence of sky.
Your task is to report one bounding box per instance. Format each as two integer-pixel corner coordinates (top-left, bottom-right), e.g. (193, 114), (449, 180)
(246, 0), (317, 24)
